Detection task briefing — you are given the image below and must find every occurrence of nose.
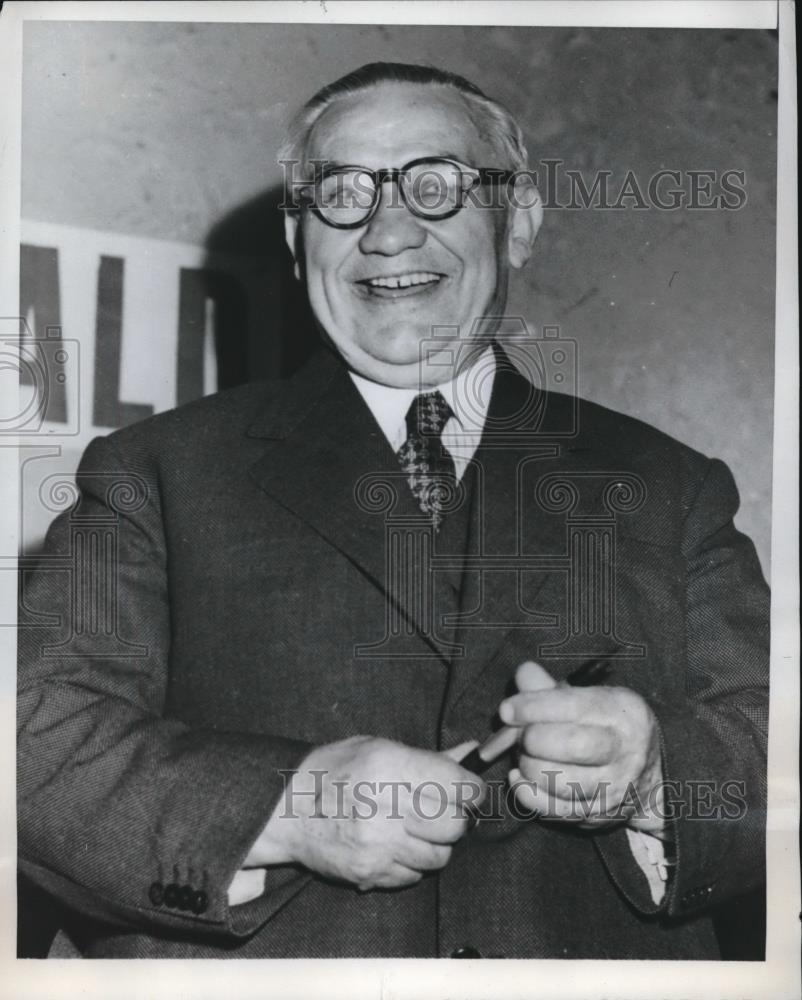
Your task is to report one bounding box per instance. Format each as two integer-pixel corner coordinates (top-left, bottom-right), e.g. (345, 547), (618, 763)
(358, 179), (427, 256)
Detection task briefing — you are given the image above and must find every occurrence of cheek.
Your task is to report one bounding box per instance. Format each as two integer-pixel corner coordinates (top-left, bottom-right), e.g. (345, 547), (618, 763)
(304, 234), (332, 282)
(455, 211), (505, 284)
(302, 226), (351, 292)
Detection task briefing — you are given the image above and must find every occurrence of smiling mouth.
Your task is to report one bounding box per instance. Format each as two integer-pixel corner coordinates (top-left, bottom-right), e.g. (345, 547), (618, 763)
(356, 271), (445, 298)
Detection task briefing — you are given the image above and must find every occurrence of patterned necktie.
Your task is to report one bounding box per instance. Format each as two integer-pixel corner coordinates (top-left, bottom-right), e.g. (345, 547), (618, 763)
(397, 391), (457, 529)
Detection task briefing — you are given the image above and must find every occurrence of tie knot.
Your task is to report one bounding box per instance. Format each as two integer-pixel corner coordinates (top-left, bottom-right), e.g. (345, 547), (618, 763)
(405, 390), (453, 440)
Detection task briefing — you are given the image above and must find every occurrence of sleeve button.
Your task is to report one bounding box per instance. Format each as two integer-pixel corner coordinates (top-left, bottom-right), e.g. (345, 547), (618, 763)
(451, 946), (481, 958)
(163, 882), (180, 908)
(192, 890), (209, 915)
(148, 881), (164, 906)
(178, 885), (194, 911)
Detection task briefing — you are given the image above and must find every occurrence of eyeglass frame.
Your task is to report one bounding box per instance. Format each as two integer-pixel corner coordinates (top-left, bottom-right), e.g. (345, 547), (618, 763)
(294, 156), (516, 230)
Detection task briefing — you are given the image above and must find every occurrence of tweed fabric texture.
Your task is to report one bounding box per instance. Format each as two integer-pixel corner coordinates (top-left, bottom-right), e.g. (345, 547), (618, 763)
(16, 346), (769, 958)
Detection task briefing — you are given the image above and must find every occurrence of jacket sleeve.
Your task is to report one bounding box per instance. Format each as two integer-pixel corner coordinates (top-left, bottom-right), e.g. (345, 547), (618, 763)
(17, 433), (313, 942)
(595, 457), (769, 917)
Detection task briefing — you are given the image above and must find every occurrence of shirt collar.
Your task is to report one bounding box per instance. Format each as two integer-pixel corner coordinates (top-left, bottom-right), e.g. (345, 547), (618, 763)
(349, 346), (496, 451)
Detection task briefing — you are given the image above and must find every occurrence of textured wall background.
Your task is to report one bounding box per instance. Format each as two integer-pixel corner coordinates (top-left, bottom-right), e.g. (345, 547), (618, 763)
(21, 22), (777, 572)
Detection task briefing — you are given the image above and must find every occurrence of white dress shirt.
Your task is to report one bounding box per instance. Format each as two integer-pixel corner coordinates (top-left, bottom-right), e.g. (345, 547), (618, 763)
(349, 346), (495, 482)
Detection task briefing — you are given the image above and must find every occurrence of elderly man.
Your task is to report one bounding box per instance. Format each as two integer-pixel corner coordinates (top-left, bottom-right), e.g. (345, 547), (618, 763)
(18, 62), (768, 959)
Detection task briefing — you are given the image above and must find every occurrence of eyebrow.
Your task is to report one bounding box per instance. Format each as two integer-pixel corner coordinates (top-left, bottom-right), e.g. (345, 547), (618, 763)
(433, 151), (470, 162)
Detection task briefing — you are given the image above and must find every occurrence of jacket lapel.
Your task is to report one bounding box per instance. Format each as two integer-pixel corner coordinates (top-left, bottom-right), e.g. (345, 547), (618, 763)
(245, 345), (601, 686)
(246, 348), (457, 664)
(447, 352), (577, 706)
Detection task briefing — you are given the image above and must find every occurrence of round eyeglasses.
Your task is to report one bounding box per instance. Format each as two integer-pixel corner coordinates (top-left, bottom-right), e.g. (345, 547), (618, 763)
(296, 157), (515, 229)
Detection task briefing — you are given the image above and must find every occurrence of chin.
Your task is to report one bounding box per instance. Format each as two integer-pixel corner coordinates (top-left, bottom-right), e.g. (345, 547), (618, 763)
(356, 326), (432, 366)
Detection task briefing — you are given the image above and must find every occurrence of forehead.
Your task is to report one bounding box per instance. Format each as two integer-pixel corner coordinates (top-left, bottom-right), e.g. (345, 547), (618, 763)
(306, 81), (492, 167)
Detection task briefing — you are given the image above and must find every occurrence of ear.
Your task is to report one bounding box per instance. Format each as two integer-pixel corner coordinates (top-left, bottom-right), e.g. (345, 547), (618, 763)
(283, 211), (302, 281)
(507, 176), (543, 270)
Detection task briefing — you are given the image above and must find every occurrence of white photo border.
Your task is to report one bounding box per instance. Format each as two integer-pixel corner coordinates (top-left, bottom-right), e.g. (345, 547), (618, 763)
(0, 2), (797, 998)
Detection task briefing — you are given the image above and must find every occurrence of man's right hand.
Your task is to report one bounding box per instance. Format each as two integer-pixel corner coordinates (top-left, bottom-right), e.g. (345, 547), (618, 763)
(243, 736), (484, 891)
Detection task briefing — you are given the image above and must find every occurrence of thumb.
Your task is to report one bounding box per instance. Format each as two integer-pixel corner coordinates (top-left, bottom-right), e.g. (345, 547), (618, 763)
(515, 660), (557, 693)
(442, 739), (479, 763)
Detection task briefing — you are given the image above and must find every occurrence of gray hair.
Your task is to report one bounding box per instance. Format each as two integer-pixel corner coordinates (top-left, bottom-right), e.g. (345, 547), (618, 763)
(278, 61), (530, 179)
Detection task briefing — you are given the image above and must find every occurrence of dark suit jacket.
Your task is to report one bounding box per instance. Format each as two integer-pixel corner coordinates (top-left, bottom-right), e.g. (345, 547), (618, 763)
(17, 345), (769, 958)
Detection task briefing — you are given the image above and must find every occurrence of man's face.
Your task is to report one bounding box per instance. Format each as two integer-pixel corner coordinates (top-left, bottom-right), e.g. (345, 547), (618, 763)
(287, 82), (518, 388)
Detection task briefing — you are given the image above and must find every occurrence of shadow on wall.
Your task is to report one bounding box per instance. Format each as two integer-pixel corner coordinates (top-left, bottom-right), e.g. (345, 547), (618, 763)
(199, 183), (321, 386)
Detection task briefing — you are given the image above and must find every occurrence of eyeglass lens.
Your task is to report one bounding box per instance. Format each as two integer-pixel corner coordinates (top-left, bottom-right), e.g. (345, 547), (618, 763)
(314, 160), (467, 225)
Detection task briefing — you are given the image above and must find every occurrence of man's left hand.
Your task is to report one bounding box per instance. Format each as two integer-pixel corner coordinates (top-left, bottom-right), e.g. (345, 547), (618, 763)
(499, 661), (664, 831)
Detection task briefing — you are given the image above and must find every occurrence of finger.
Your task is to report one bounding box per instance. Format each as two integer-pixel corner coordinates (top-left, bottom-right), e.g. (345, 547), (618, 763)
(521, 722), (618, 765)
(395, 838), (452, 872)
(508, 768), (590, 823)
(435, 761), (487, 807)
(517, 755), (611, 803)
(507, 767), (548, 815)
(404, 805), (470, 844)
(414, 746), (487, 798)
(500, 687), (597, 726)
(361, 863), (423, 891)
(515, 660), (557, 693)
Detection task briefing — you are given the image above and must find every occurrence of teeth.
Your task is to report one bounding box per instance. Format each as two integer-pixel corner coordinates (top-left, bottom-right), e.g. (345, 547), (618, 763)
(365, 272), (441, 289)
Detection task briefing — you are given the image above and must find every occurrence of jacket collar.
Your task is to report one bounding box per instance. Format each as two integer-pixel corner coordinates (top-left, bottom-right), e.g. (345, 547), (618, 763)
(246, 343), (583, 678)
(246, 346), (344, 440)
(247, 347), (460, 664)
